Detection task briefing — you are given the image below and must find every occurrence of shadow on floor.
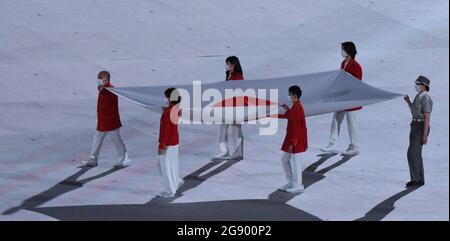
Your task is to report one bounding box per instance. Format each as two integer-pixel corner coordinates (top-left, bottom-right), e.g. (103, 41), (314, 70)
(301, 153), (354, 188)
(355, 186), (421, 221)
(7, 153), (413, 221)
(2, 166), (125, 215)
(24, 157), (322, 220)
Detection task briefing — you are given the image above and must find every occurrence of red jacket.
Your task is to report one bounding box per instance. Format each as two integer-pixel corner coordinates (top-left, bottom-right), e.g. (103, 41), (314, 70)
(279, 101), (308, 153)
(159, 104), (180, 150)
(341, 58), (363, 111)
(227, 72), (244, 81)
(97, 82), (122, 131)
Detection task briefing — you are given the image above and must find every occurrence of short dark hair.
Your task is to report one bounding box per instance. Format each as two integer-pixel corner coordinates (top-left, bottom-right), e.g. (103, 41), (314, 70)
(341, 42), (357, 59)
(288, 85), (302, 99)
(97, 71), (111, 81)
(164, 87), (181, 104)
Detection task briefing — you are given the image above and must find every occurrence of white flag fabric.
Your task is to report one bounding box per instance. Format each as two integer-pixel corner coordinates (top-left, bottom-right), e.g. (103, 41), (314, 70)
(107, 70), (401, 123)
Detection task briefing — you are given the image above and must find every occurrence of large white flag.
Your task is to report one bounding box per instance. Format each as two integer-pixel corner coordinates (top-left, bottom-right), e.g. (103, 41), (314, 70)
(107, 70), (401, 124)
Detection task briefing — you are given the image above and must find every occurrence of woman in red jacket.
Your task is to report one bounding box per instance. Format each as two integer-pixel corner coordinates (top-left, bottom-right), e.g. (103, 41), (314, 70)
(81, 71), (132, 168)
(214, 56), (245, 160)
(278, 85), (308, 194)
(321, 42), (362, 156)
(158, 87), (183, 198)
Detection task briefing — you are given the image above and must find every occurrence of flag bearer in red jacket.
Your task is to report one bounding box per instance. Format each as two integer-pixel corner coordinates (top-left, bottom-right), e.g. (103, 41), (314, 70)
(158, 87), (184, 198)
(278, 85), (308, 194)
(80, 71), (132, 168)
(321, 41), (363, 156)
(214, 56), (245, 161)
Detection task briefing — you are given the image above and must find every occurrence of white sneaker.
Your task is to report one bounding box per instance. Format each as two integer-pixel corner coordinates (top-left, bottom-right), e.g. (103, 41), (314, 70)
(342, 146), (359, 156)
(177, 180), (185, 189)
(320, 144), (339, 154)
(80, 159), (98, 167)
(279, 182), (293, 191)
(114, 158), (132, 168)
(285, 184), (304, 194)
(214, 152), (229, 159)
(158, 191), (175, 198)
(214, 142), (229, 159)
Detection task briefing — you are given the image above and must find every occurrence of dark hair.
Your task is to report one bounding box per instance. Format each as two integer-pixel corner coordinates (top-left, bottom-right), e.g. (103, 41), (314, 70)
(97, 70), (111, 81)
(425, 86), (430, 91)
(225, 56), (243, 80)
(164, 87), (181, 104)
(341, 42), (357, 59)
(288, 85), (302, 99)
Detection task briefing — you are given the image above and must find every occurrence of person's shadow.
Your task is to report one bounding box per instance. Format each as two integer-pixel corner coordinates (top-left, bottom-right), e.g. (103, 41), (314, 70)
(2, 166), (125, 215)
(20, 154), (354, 220)
(147, 157), (244, 205)
(9, 153), (409, 221)
(266, 153), (353, 203)
(22, 157), (322, 220)
(148, 153), (351, 205)
(355, 186), (421, 221)
(300, 154), (422, 221)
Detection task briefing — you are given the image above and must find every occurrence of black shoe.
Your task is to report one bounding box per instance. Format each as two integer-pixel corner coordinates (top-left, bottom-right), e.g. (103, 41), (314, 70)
(406, 181), (417, 187)
(416, 181), (425, 186)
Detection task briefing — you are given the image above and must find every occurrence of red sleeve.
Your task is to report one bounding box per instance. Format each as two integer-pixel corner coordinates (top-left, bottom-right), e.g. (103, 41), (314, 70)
(294, 104), (307, 147)
(228, 73), (244, 80)
(112, 93), (119, 113)
(158, 111), (172, 151)
(289, 108), (302, 147)
(346, 61), (363, 80)
(277, 108), (290, 119)
(355, 64), (362, 80)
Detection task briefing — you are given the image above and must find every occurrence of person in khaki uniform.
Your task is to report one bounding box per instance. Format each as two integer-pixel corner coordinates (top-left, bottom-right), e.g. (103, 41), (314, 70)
(403, 75), (433, 187)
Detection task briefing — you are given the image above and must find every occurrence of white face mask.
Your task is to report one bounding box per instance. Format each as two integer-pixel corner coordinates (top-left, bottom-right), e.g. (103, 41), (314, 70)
(225, 64), (232, 71)
(97, 79), (104, 86)
(288, 95), (294, 103)
(164, 97), (170, 104)
(341, 49), (348, 58)
(415, 84), (421, 92)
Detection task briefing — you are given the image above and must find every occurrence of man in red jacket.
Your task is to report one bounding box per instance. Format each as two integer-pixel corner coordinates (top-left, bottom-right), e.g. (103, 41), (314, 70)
(321, 42), (362, 156)
(278, 85), (308, 194)
(158, 87), (184, 198)
(81, 71), (132, 168)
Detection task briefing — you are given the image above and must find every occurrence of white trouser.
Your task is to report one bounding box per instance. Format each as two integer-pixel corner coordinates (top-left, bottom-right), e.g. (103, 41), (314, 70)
(217, 124), (244, 157)
(280, 152), (303, 187)
(158, 145), (182, 194)
(328, 111), (359, 148)
(89, 128), (128, 162)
